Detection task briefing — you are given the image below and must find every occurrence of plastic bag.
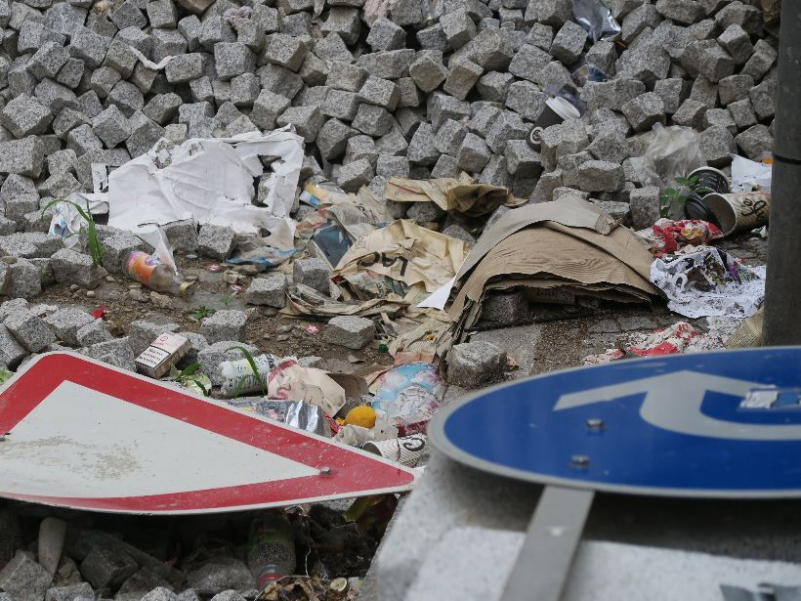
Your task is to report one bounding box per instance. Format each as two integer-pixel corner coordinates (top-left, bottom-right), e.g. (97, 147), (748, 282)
(572, 0), (621, 42)
(648, 218), (724, 256)
(636, 124), (707, 192)
(650, 248), (765, 319)
(133, 224), (178, 274)
(225, 398), (333, 437)
(220, 354), (278, 397)
(371, 363), (445, 435)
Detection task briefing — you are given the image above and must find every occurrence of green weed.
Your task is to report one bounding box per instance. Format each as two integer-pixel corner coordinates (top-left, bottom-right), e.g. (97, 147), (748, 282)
(42, 199), (103, 268)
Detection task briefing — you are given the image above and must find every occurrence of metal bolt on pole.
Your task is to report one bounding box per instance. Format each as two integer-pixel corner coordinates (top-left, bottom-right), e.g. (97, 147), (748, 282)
(763, 0), (801, 345)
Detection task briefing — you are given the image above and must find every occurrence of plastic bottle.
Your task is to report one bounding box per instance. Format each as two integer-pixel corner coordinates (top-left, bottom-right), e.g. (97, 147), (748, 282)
(124, 251), (194, 297)
(247, 513), (296, 588)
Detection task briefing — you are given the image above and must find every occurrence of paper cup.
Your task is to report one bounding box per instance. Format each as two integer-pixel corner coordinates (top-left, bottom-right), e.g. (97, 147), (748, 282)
(684, 194), (720, 227)
(529, 97), (582, 148)
(363, 434), (427, 467)
(700, 191), (770, 236)
(688, 167), (730, 194)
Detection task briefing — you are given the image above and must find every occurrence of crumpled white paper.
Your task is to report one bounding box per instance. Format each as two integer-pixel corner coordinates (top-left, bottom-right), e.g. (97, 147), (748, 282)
(731, 155), (772, 194)
(108, 128), (304, 236)
(650, 248), (765, 319)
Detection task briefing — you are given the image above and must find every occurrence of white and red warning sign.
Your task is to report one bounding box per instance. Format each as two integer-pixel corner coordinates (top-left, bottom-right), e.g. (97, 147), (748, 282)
(0, 353), (418, 515)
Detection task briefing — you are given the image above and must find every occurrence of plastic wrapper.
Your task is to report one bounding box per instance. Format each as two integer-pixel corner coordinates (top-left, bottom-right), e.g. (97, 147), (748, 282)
(636, 125), (706, 192)
(335, 415), (398, 447)
(650, 248), (765, 319)
(371, 363), (445, 435)
(645, 218), (724, 256)
(582, 322), (726, 365)
(225, 398), (333, 437)
(219, 355), (347, 416)
(572, 0), (621, 42)
(220, 354), (278, 397)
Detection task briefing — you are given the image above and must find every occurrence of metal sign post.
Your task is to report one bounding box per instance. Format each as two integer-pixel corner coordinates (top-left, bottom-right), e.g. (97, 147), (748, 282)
(430, 348), (801, 598)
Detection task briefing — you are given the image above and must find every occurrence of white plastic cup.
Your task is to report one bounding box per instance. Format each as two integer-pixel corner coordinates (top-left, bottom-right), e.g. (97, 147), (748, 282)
(363, 434), (427, 467)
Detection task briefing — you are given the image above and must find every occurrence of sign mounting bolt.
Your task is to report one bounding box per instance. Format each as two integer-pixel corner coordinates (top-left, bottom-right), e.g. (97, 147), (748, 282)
(586, 418), (604, 430)
(570, 455), (590, 468)
(319, 466), (332, 476)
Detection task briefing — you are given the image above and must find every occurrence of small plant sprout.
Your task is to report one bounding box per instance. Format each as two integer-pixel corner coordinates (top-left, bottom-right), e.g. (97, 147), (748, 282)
(42, 199), (104, 268)
(192, 306), (216, 320)
(659, 175), (713, 219)
(226, 345), (266, 396)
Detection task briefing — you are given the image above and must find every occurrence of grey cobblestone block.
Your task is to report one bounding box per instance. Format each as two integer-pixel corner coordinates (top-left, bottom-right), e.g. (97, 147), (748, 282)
(1, 95), (53, 139)
(44, 307), (93, 345)
(351, 103), (394, 137)
(200, 309), (247, 344)
(277, 105), (325, 142)
(293, 257), (330, 294)
(215, 43), (256, 81)
(69, 29), (111, 69)
(326, 61), (368, 92)
(409, 51), (448, 93)
(367, 18), (406, 51)
(344, 134), (378, 165)
(75, 318), (113, 346)
(440, 8), (477, 50)
(704, 107), (737, 134)
(443, 59), (482, 101)
(376, 155), (410, 178)
(577, 160), (625, 192)
(357, 49), (415, 79)
(317, 118), (357, 160)
(359, 75), (400, 110)
(407, 122), (439, 165)
(321, 7), (361, 45)
(197, 224), (236, 260)
(447, 340), (506, 388)
(505, 139), (541, 177)
(750, 77), (776, 121)
(5, 310), (56, 352)
(250, 89), (290, 130)
(457, 133), (491, 173)
(434, 119), (467, 156)
(92, 105), (130, 148)
(246, 274), (286, 308)
(7, 259), (42, 300)
(701, 124), (736, 167)
(262, 33), (307, 72)
(50, 248), (106, 288)
(337, 158), (374, 191)
(324, 315), (375, 350)
(550, 21), (587, 64)
(735, 124), (773, 161)
(621, 92), (666, 132)
(0, 137), (45, 178)
(83, 336), (137, 372)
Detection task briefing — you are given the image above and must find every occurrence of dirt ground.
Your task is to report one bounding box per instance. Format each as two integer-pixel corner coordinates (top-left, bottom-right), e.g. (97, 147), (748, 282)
(35, 252), (395, 377)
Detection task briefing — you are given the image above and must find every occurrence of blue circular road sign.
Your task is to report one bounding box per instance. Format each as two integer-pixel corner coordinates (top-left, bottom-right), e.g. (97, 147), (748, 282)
(430, 347), (801, 498)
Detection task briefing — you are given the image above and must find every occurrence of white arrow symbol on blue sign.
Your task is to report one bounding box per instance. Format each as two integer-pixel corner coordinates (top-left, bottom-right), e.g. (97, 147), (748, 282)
(554, 370), (801, 440)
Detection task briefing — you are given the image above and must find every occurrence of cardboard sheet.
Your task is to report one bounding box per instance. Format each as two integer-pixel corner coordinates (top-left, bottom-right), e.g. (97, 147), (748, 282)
(385, 175), (524, 217)
(447, 196), (661, 330)
(333, 219), (469, 294)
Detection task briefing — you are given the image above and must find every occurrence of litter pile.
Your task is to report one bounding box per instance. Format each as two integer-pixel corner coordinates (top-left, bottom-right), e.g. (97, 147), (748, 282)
(0, 0), (782, 593)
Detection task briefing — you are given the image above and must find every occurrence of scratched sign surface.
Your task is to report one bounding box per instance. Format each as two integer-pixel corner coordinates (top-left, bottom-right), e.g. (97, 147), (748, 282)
(0, 353), (416, 514)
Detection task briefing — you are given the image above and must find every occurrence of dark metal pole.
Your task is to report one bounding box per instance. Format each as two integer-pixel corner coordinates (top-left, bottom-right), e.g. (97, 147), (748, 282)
(763, 0), (801, 345)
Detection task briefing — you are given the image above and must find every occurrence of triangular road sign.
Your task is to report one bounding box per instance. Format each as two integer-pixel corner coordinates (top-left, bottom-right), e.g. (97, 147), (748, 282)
(0, 353), (417, 514)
